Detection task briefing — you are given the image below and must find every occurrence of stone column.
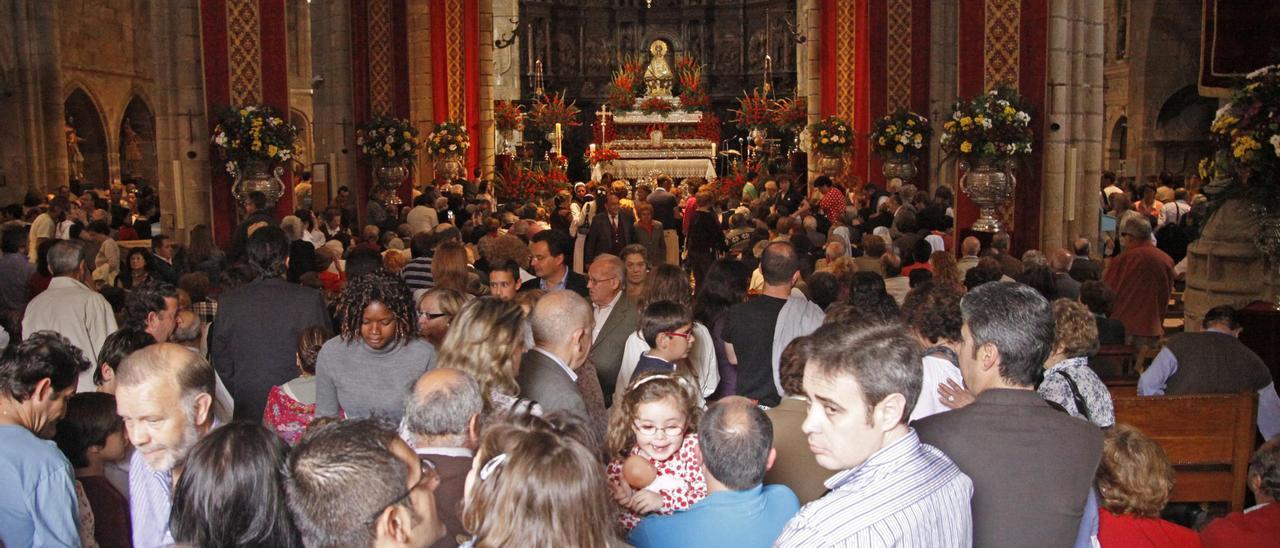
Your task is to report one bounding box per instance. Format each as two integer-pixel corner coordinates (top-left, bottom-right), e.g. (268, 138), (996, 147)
(928, 0), (958, 200)
(478, 0), (495, 178)
(406, 0), (434, 179)
(799, 0), (821, 182)
(310, 0), (357, 199)
(150, 0), (212, 240)
(0, 0), (67, 201)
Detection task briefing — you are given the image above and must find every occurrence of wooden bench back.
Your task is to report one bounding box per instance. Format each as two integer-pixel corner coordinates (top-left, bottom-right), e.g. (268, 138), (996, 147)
(1111, 392), (1258, 511)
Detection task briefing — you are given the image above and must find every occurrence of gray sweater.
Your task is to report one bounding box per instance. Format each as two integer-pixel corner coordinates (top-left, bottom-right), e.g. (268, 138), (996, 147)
(315, 336), (437, 421)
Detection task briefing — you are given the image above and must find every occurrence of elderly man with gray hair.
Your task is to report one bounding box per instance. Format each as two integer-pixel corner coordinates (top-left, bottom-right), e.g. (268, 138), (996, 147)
(115, 343), (220, 547)
(21, 239), (117, 391)
(1103, 216), (1174, 349)
(403, 367), (484, 547)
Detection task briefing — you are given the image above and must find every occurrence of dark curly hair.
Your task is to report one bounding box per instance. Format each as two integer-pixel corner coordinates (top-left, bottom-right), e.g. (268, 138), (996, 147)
(902, 281), (964, 344)
(334, 271), (417, 345)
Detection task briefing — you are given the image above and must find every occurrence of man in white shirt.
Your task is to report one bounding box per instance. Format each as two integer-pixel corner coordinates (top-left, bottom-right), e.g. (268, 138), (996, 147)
(882, 252), (910, 305)
(27, 196), (68, 263)
(1158, 189), (1192, 228)
(406, 194), (439, 235)
(956, 236), (981, 277)
(21, 240), (117, 391)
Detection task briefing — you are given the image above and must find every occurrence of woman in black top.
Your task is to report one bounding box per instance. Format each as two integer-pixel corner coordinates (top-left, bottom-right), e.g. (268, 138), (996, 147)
(684, 189), (727, 286)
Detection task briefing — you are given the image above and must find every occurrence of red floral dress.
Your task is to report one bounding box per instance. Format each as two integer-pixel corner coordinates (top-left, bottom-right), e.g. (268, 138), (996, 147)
(606, 433), (708, 531)
(263, 383), (316, 445)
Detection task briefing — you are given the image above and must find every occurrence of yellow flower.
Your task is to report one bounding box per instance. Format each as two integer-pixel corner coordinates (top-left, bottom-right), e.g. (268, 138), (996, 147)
(886, 126), (897, 135)
(267, 145), (278, 157)
(239, 109), (248, 116)
(894, 144), (904, 153)
(1232, 135), (1261, 158)
(878, 137), (886, 145)
(960, 141), (973, 153)
(943, 121), (956, 131)
(821, 138), (830, 144)
(1004, 106), (1015, 116)
(907, 119), (915, 126)
(820, 130), (828, 135)
(1211, 115), (1238, 134)
(960, 116), (973, 126)
(403, 131), (412, 138)
(914, 134), (923, 143)
(974, 115), (986, 125)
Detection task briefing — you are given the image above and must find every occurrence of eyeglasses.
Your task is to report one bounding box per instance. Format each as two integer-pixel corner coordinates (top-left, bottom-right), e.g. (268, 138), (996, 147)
(587, 276), (617, 285)
(365, 458), (434, 525)
(418, 311), (450, 320)
(663, 330), (693, 341)
(633, 422), (686, 438)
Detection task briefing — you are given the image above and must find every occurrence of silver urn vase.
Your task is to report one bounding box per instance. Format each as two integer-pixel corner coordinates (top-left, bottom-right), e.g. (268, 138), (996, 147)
(231, 159), (284, 207)
(815, 153), (844, 177)
(433, 156), (465, 182)
(958, 156), (1016, 233)
(881, 153), (918, 184)
(375, 159), (410, 206)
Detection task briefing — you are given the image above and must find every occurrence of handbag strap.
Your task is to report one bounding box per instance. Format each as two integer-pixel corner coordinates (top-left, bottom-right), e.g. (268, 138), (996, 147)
(1054, 369), (1093, 422)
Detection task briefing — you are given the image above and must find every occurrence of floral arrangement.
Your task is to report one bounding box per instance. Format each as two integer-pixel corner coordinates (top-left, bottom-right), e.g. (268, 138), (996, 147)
(807, 116), (854, 157)
(1200, 65), (1280, 210)
(871, 109), (931, 157)
(606, 55), (646, 112)
(772, 96), (808, 133)
(675, 55), (709, 109)
(940, 85), (1033, 160)
(586, 147), (621, 166)
(425, 121), (470, 158)
(732, 88), (776, 129)
(495, 165), (567, 201)
(211, 104), (297, 175)
(639, 97), (676, 116)
(355, 116), (421, 162)
(695, 112), (723, 143)
(494, 100), (525, 132)
(528, 91), (582, 130)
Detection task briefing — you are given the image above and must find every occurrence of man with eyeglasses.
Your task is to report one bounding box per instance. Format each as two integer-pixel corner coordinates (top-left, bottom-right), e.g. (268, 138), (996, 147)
(586, 254), (641, 405)
(1102, 216), (1174, 352)
(287, 418), (445, 548)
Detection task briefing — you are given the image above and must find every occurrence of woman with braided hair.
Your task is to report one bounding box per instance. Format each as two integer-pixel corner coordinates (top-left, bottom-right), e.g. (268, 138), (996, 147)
(315, 271), (438, 421)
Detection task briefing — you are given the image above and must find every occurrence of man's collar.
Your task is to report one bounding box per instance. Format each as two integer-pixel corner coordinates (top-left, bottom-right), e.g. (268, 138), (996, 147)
(415, 446), (473, 458)
(597, 289), (622, 310)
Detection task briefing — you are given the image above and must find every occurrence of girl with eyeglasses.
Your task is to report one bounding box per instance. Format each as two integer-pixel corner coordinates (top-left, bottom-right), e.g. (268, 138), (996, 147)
(605, 372), (707, 531)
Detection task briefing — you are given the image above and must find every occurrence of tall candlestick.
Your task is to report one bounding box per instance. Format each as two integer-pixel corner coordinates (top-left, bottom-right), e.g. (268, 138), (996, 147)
(172, 160), (185, 231)
(711, 143), (716, 159)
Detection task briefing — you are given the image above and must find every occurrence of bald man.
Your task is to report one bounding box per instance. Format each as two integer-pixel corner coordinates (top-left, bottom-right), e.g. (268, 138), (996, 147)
(1069, 237), (1103, 282)
(630, 397), (800, 547)
(957, 236), (982, 277)
(1049, 248), (1081, 300)
(115, 343), (219, 547)
(586, 254), (641, 404)
(520, 290), (594, 420)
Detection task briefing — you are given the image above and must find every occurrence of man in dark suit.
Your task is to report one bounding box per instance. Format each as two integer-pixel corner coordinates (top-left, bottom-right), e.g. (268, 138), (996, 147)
(584, 194), (634, 266)
(1069, 237), (1103, 282)
(647, 178), (680, 233)
(519, 290), (592, 421)
(585, 254), (640, 405)
(149, 235), (181, 285)
(228, 191), (278, 264)
(403, 367), (482, 548)
(989, 232), (1024, 278)
(520, 229), (589, 298)
(914, 282), (1103, 548)
(208, 226), (330, 421)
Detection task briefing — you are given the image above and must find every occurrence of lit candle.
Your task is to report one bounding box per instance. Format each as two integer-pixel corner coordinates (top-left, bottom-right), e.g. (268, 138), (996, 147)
(711, 143), (717, 158)
(590, 143), (597, 154)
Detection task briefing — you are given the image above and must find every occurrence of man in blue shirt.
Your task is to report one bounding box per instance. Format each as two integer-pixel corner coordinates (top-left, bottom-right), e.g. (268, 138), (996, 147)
(630, 396), (800, 548)
(0, 331), (92, 547)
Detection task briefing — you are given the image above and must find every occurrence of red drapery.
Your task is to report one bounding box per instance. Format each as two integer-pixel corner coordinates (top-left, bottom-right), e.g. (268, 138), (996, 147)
(819, 0), (871, 184)
(429, 0), (481, 177)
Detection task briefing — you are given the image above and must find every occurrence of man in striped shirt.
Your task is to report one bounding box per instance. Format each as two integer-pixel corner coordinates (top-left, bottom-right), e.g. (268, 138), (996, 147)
(776, 322), (973, 547)
(401, 231), (436, 290)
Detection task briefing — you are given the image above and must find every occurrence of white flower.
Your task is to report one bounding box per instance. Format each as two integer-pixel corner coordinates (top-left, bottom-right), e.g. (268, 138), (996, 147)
(997, 100), (1009, 107)
(449, 144), (457, 150)
(385, 136), (394, 144)
(1015, 112), (1030, 124)
(981, 118), (993, 129)
(1271, 134), (1280, 157)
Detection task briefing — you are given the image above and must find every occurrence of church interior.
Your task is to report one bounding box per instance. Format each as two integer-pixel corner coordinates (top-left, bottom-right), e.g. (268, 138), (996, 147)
(5, 0), (1280, 538)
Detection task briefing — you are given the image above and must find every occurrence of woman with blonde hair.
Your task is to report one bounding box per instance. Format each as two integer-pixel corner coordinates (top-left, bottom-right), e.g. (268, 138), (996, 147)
(929, 250), (963, 290)
(460, 416), (621, 547)
(1039, 298), (1114, 427)
(436, 296), (538, 416)
(1095, 424), (1199, 546)
(416, 287), (468, 348)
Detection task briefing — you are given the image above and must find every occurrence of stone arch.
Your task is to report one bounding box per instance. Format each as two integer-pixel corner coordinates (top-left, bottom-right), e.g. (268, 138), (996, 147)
(1107, 116), (1127, 173)
(1153, 85), (1215, 175)
(120, 95), (157, 185)
(64, 87), (110, 188)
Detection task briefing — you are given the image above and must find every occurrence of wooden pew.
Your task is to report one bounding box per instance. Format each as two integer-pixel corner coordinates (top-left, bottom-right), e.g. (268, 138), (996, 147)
(1091, 345), (1136, 380)
(1111, 392), (1258, 512)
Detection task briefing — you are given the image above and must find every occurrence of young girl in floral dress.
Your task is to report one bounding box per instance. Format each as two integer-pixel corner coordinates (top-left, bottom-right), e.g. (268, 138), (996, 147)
(605, 372), (708, 531)
(263, 325), (332, 444)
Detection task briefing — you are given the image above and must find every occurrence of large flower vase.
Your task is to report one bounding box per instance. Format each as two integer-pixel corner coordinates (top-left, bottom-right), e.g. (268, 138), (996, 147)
(815, 153), (844, 178)
(958, 156), (1016, 233)
(231, 159), (284, 207)
(881, 153), (918, 185)
(433, 156), (465, 182)
(374, 159), (410, 206)
(1184, 199), (1280, 326)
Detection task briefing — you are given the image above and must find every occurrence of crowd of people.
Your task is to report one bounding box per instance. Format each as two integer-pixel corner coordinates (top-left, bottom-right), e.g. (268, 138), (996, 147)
(0, 170), (1278, 547)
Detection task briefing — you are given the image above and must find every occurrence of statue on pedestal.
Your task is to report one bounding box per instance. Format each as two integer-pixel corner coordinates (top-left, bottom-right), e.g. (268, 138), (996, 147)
(643, 40), (673, 98)
(65, 119), (84, 182)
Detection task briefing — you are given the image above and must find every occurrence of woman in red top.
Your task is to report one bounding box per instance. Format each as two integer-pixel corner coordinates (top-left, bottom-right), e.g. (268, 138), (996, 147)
(1095, 424), (1200, 547)
(263, 325), (333, 444)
